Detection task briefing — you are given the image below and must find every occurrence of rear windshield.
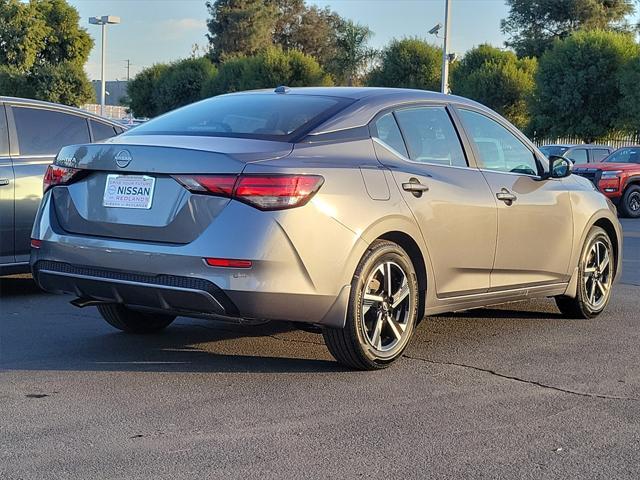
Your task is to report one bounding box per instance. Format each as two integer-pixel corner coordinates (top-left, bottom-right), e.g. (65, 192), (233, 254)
(539, 145), (568, 158)
(127, 94), (350, 140)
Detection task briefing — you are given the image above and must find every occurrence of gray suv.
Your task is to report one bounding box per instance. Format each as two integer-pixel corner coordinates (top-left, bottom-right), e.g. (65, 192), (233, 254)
(539, 144), (612, 164)
(0, 97), (124, 275)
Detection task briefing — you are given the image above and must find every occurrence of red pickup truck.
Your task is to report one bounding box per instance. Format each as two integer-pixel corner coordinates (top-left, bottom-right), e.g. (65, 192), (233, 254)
(573, 146), (640, 218)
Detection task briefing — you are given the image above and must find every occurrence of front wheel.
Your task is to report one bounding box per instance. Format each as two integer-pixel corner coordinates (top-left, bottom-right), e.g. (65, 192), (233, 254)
(323, 240), (419, 370)
(555, 226), (614, 319)
(620, 184), (640, 218)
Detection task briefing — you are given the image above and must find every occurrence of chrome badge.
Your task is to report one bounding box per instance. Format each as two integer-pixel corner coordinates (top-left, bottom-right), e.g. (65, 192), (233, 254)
(115, 149), (133, 168)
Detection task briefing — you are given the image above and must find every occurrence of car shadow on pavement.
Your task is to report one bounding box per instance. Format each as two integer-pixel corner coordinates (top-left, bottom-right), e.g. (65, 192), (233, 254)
(0, 275), (45, 297)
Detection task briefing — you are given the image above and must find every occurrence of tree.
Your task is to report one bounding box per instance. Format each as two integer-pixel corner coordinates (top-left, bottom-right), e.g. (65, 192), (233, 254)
(530, 30), (639, 141)
(0, 66), (35, 97)
(153, 57), (217, 114)
(127, 64), (170, 117)
(206, 0), (276, 62)
(202, 47), (332, 97)
(501, 0), (635, 58)
(330, 20), (376, 86)
(0, 0), (47, 72)
(619, 56), (640, 131)
(451, 44), (536, 129)
(367, 38), (441, 91)
(29, 62), (95, 106)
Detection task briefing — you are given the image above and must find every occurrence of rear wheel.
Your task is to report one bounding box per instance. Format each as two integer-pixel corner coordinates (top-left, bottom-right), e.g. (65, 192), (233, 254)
(323, 240), (419, 370)
(555, 226), (614, 319)
(97, 304), (175, 334)
(620, 184), (640, 218)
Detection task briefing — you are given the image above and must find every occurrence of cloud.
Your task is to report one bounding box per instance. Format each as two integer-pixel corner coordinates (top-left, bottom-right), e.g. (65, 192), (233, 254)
(161, 18), (206, 32)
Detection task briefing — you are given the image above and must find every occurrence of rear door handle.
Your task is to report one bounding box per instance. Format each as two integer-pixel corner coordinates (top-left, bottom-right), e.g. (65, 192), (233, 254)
(496, 188), (517, 205)
(0, 178), (9, 186)
(402, 179), (429, 197)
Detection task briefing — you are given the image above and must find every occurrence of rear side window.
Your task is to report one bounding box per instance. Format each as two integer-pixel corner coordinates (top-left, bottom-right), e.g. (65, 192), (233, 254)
(129, 94), (350, 140)
(566, 148), (587, 164)
(90, 120), (118, 141)
(0, 105), (8, 156)
(13, 106), (90, 156)
(591, 149), (610, 162)
(372, 112), (408, 157)
(394, 107), (467, 167)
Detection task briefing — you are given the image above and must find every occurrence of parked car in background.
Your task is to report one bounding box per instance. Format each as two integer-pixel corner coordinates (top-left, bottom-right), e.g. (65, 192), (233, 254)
(0, 97), (125, 275)
(539, 144), (613, 164)
(31, 87), (622, 370)
(573, 145), (640, 218)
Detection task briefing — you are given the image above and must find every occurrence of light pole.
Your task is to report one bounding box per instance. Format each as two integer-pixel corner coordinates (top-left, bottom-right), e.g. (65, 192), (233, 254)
(89, 15), (121, 117)
(440, 0), (451, 94)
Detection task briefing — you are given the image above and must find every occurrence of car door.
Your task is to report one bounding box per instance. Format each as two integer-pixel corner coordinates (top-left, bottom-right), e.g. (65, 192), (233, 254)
(8, 104), (91, 262)
(455, 107), (574, 290)
(566, 147), (588, 164)
(371, 105), (497, 297)
(0, 104), (15, 265)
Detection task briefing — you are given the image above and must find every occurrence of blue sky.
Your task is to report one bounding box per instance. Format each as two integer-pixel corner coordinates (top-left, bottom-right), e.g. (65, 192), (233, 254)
(69, 0), (509, 81)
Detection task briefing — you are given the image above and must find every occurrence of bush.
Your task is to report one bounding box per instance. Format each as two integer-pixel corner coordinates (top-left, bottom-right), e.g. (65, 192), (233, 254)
(153, 57), (217, 114)
(29, 61), (94, 106)
(451, 44), (536, 130)
(531, 30), (639, 141)
(367, 38), (441, 91)
(202, 47), (332, 97)
(127, 64), (169, 118)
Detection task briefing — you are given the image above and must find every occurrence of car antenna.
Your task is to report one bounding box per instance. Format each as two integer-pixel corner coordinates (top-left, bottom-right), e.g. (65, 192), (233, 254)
(274, 85), (290, 94)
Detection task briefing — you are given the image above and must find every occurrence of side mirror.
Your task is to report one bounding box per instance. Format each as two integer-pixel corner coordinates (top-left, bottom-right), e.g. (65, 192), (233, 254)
(545, 155), (572, 179)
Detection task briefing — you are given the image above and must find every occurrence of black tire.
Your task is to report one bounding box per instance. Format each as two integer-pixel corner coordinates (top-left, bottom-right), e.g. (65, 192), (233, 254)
(619, 184), (640, 218)
(555, 226), (614, 319)
(97, 304), (175, 334)
(323, 240), (419, 370)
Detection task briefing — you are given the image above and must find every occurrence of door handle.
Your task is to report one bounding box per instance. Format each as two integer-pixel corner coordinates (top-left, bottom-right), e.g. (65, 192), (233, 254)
(496, 188), (517, 205)
(0, 178), (9, 186)
(402, 179), (429, 197)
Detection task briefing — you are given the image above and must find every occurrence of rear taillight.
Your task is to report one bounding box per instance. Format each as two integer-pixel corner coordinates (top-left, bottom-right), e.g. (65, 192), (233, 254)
(43, 164), (83, 193)
(172, 174), (324, 211)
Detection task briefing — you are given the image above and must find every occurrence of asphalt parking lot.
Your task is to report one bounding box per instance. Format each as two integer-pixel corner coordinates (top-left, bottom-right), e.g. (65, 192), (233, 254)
(1, 220), (639, 479)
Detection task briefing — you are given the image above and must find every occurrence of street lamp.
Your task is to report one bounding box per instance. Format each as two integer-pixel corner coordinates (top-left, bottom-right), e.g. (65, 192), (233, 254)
(429, 1), (452, 94)
(89, 15), (121, 117)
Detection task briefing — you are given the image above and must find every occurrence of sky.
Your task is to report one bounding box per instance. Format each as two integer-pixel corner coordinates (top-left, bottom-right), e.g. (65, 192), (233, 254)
(68, 0), (510, 81)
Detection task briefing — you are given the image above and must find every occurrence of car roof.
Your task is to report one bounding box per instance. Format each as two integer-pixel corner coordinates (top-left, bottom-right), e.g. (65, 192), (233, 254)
(542, 144), (611, 149)
(227, 87), (489, 135)
(0, 96), (123, 128)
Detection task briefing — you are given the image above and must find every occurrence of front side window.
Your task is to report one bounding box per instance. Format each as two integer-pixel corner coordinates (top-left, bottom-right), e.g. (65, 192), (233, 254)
(13, 107), (90, 156)
(458, 109), (538, 176)
(604, 148), (640, 164)
(591, 149), (610, 162)
(566, 148), (587, 164)
(394, 107), (467, 167)
(372, 112), (408, 157)
(129, 94), (349, 139)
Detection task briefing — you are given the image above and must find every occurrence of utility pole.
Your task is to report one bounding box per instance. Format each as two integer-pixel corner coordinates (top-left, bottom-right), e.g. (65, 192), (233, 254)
(124, 59), (132, 81)
(440, 0), (452, 94)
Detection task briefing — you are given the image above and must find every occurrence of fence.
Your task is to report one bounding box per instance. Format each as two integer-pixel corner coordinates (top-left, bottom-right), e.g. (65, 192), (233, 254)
(80, 104), (128, 120)
(532, 134), (640, 149)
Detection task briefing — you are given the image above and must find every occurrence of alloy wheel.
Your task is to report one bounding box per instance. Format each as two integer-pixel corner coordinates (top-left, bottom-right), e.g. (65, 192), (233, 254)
(628, 191), (640, 213)
(582, 239), (613, 311)
(361, 261), (412, 352)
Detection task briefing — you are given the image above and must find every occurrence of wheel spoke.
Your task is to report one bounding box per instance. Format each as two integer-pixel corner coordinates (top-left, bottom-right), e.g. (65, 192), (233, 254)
(392, 280), (410, 308)
(386, 314), (404, 341)
(385, 262), (393, 295)
(600, 250), (610, 272)
(370, 312), (384, 349)
(363, 293), (383, 314)
(589, 279), (597, 304)
(584, 266), (597, 274)
(596, 280), (608, 296)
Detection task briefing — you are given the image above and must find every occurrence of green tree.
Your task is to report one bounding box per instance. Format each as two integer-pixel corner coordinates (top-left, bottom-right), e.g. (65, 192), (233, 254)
(451, 44), (536, 129)
(367, 38), (441, 91)
(202, 47), (332, 97)
(330, 20), (376, 86)
(127, 64), (170, 117)
(531, 30), (638, 141)
(153, 57), (217, 114)
(0, 0), (47, 71)
(206, 0), (277, 62)
(29, 61), (95, 106)
(501, 0), (635, 58)
(0, 66), (35, 97)
(619, 56), (640, 131)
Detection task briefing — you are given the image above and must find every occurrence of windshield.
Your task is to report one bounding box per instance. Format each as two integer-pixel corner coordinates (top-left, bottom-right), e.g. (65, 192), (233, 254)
(127, 93), (350, 140)
(539, 145), (568, 158)
(604, 147), (640, 164)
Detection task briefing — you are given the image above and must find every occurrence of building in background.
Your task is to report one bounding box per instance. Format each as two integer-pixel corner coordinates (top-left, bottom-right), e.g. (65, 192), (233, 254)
(91, 80), (128, 106)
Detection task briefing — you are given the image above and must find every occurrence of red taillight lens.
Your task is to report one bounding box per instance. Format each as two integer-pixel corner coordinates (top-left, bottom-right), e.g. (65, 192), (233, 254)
(204, 257), (252, 268)
(172, 174), (324, 211)
(30, 239), (42, 249)
(43, 164), (82, 193)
